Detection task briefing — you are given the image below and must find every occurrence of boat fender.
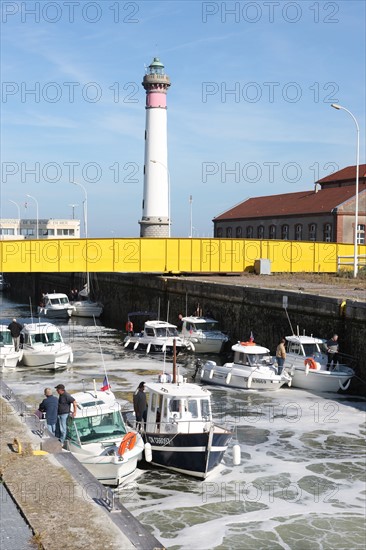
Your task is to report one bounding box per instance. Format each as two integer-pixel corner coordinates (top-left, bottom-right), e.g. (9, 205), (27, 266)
(118, 432), (137, 456)
(304, 358), (317, 370)
(233, 444), (241, 466)
(124, 339), (130, 348)
(189, 341), (195, 352)
(144, 442), (152, 462)
(339, 378), (351, 391)
(70, 351), (74, 364)
(304, 364), (310, 376)
(209, 368), (215, 379)
(146, 343), (151, 354)
(226, 372), (232, 385)
(12, 438), (22, 454)
(133, 342), (139, 350)
(247, 376), (252, 389)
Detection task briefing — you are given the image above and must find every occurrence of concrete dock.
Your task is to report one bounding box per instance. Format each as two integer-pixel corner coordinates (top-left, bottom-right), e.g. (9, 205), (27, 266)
(0, 383), (164, 550)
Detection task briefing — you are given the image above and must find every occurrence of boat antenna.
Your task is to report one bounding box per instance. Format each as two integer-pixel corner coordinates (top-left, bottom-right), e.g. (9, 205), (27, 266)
(29, 297), (34, 324)
(283, 296), (295, 335)
(185, 291), (188, 317)
(93, 316), (110, 392)
(158, 297), (161, 321)
(166, 299), (170, 323)
(172, 339), (177, 384)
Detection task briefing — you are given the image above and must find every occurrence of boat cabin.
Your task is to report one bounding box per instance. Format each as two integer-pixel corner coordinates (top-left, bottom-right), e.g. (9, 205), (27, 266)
(0, 327), (13, 346)
(144, 321), (180, 338)
(22, 324), (63, 346)
(43, 293), (71, 307)
(285, 336), (326, 358)
(182, 317), (220, 334)
(67, 390), (127, 446)
(232, 343), (273, 367)
(145, 381), (213, 434)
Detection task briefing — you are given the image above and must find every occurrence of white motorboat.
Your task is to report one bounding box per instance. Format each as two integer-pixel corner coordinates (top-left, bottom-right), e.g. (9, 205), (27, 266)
(70, 281), (104, 318)
(66, 387), (144, 486)
(0, 325), (23, 367)
(200, 340), (292, 390)
(21, 322), (73, 370)
(38, 293), (75, 319)
(284, 334), (354, 392)
(123, 320), (191, 354)
(180, 316), (228, 354)
(136, 374), (232, 479)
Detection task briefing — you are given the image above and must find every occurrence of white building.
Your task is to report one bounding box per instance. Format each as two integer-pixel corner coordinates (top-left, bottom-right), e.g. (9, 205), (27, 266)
(0, 218), (80, 240)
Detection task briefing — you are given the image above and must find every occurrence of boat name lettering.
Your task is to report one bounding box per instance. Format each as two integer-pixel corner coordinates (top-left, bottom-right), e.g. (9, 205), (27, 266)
(148, 436), (171, 445)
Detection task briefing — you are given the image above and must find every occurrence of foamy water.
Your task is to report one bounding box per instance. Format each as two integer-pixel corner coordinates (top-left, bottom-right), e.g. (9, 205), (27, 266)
(1, 296), (365, 549)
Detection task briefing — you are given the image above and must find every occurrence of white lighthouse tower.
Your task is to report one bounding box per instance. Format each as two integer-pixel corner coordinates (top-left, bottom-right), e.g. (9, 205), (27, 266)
(139, 58), (171, 237)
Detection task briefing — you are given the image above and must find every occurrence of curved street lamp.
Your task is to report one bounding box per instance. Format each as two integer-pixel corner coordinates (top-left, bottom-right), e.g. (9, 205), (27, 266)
(26, 194), (39, 240)
(331, 103), (360, 278)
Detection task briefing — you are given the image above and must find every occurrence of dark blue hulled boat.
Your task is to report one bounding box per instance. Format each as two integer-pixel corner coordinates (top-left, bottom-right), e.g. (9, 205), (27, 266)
(140, 374), (232, 479)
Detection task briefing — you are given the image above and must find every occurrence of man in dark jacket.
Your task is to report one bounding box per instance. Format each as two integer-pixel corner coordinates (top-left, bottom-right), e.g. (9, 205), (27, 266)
(7, 318), (23, 352)
(133, 381), (147, 430)
(39, 388), (59, 435)
(55, 384), (77, 444)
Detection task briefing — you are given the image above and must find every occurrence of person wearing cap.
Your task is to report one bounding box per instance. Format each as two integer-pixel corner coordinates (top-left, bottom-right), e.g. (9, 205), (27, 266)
(133, 381), (147, 430)
(7, 318), (23, 352)
(38, 388), (58, 435)
(55, 384), (77, 444)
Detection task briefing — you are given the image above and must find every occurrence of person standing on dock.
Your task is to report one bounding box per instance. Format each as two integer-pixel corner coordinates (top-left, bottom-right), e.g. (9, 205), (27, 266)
(39, 388), (59, 435)
(133, 382), (147, 431)
(55, 384), (77, 444)
(7, 318), (23, 352)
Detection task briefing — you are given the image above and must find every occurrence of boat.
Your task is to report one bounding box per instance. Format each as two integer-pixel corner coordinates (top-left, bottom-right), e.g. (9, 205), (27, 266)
(65, 386), (144, 486)
(284, 334), (355, 392)
(70, 280), (104, 318)
(0, 325), (23, 367)
(123, 319), (191, 354)
(133, 370), (232, 479)
(38, 292), (75, 318)
(0, 273), (11, 292)
(21, 322), (73, 369)
(199, 339), (292, 390)
(180, 316), (228, 353)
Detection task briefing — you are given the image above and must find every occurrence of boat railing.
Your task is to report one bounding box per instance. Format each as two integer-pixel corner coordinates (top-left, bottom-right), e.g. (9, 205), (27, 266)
(142, 418), (214, 435)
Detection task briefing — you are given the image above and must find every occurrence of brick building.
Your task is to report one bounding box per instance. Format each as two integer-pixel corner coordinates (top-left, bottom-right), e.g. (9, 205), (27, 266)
(213, 165), (366, 244)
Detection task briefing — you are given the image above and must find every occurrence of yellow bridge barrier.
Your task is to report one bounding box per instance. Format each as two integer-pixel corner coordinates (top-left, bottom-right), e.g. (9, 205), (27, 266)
(0, 238), (365, 273)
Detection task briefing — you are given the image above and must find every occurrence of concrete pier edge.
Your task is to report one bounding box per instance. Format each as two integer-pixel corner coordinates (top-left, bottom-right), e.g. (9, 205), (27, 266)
(0, 380), (164, 550)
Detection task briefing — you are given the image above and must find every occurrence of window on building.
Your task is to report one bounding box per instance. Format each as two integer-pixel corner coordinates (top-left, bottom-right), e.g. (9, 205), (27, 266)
(269, 225), (276, 239)
(216, 227), (223, 238)
(246, 226), (253, 239)
(357, 224), (365, 245)
(0, 228), (15, 235)
(323, 223), (332, 242)
(236, 226), (242, 238)
(309, 224), (317, 241)
(226, 227), (232, 238)
(42, 229), (55, 236)
(281, 225), (289, 240)
(295, 224), (303, 241)
(257, 225), (264, 239)
(20, 228), (34, 236)
(57, 229), (75, 236)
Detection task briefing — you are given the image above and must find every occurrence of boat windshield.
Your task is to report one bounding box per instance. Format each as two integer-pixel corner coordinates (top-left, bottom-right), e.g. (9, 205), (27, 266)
(155, 327), (179, 337)
(302, 343), (322, 356)
(31, 331), (62, 344)
(67, 411), (127, 444)
(247, 354), (266, 366)
(168, 397), (211, 420)
(190, 322), (218, 332)
(59, 297), (69, 305)
(0, 331), (13, 346)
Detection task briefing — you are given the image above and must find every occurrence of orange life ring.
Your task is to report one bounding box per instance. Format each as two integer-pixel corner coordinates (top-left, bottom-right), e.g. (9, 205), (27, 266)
(240, 341), (256, 346)
(125, 321), (133, 332)
(304, 358), (317, 370)
(118, 432), (137, 456)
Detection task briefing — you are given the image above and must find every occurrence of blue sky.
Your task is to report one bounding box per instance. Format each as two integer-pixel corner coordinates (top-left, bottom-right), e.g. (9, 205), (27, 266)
(1, 0), (365, 238)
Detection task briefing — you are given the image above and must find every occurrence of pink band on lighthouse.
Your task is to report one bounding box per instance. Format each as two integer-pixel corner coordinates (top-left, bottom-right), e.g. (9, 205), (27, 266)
(147, 92), (167, 108)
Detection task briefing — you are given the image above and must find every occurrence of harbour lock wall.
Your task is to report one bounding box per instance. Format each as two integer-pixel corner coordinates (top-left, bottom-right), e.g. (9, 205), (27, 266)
(6, 272), (366, 394)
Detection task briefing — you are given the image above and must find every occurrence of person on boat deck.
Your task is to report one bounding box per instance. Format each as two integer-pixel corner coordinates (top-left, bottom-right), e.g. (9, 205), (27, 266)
(326, 334), (339, 371)
(7, 318), (23, 352)
(126, 320), (134, 335)
(276, 338), (286, 374)
(55, 384), (77, 444)
(177, 314), (183, 331)
(133, 382), (147, 430)
(39, 388), (59, 435)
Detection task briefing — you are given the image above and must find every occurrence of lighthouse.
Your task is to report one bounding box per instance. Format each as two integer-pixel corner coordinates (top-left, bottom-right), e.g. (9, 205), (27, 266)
(139, 58), (171, 237)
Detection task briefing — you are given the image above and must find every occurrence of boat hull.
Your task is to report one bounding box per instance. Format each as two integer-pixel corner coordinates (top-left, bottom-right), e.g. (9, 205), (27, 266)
(144, 430), (232, 479)
(21, 347), (72, 369)
(71, 301), (103, 318)
(286, 366), (354, 392)
(123, 337), (186, 354)
(38, 307), (74, 319)
(0, 350), (23, 368)
(183, 338), (226, 354)
(200, 363), (291, 391)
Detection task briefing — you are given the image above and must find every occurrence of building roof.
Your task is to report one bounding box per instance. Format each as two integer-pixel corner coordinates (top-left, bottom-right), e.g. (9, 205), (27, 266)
(317, 164), (366, 185)
(213, 183), (366, 221)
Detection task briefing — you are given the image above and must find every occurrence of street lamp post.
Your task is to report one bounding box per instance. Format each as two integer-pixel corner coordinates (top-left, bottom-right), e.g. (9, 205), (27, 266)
(9, 200), (20, 235)
(150, 159), (171, 237)
(72, 182), (88, 238)
(26, 194), (39, 239)
(331, 104), (360, 277)
(69, 203), (78, 220)
(189, 195), (193, 238)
